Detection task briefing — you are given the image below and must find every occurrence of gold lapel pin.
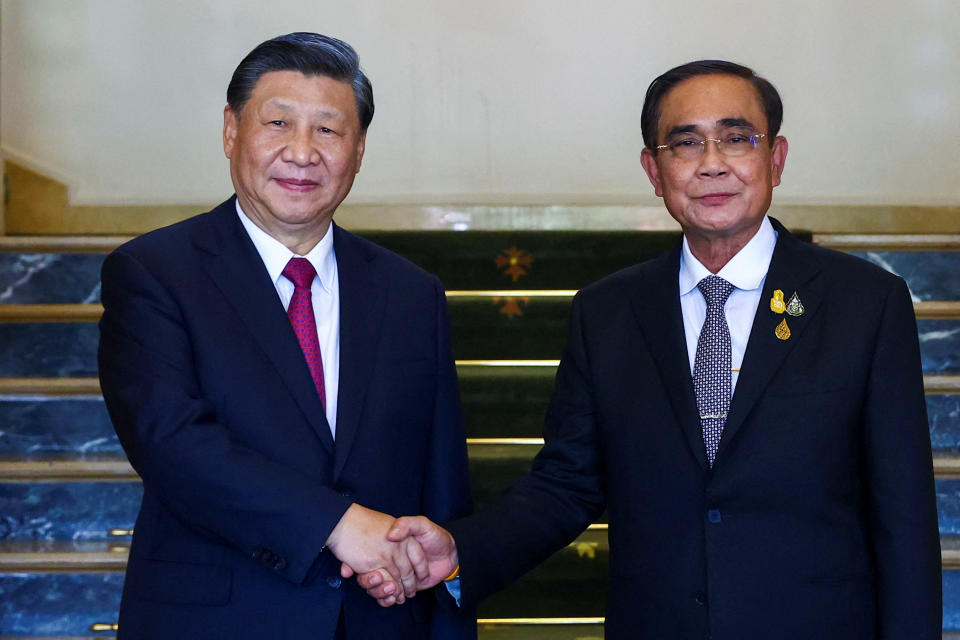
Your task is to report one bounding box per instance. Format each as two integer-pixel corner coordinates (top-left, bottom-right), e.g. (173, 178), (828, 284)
(775, 318), (791, 341)
(770, 289), (785, 314)
(786, 291), (805, 317)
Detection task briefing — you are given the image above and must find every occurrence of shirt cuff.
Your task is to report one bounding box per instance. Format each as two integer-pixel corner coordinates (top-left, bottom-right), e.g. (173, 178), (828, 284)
(443, 576), (462, 606)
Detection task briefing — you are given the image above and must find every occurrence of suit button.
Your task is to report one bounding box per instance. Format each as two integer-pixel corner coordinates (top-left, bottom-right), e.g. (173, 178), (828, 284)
(695, 591), (707, 606)
(707, 509), (722, 523)
(327, 575), (342, 589)
(273, 557), (288, 571)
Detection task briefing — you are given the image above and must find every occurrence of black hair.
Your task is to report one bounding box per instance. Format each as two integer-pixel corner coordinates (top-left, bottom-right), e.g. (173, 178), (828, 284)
(641, 60), (782, 151)
(226, 32), (374, 130)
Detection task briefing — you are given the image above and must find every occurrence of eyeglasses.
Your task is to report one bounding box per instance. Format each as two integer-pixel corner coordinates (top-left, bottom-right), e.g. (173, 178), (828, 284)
(656, 133), (767, 160)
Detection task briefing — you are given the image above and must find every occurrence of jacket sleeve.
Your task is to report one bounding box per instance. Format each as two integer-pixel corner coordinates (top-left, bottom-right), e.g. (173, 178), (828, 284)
(98, 248), (353, 585)
(862, 276), (941, 637)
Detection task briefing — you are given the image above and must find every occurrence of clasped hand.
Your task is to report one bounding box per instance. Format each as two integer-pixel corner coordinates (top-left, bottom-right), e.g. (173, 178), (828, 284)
(327, 506), (457, 607)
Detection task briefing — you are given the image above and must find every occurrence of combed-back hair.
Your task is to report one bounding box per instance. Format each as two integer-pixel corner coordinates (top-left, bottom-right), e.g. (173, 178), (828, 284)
(227, 32), (374, 130)
(641, 60), (782, 151)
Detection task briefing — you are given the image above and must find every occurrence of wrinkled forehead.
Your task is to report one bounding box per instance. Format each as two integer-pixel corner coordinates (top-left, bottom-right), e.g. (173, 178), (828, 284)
(657, 74), (768, 140)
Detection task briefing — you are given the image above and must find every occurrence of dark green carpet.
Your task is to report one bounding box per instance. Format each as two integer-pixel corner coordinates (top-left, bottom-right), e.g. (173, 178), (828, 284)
(358, 230), (813, 290)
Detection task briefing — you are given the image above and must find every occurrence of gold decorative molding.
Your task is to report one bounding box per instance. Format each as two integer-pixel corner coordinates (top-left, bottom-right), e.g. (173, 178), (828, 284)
(926, 376), (960, 394)
(816, 234), (960, 251)
(3, 299), (957, 323)
(477, 617), (605, 626)
(3, 161), (959, 235)
(0, 377), (101, 395)
(0, 304), (102, 322)
(933, 458), (960, 479)
(3, 161), (69, 235)
(445, 290), (577, 298)
(0, 549), (128, 572)
(0, 374), (956, 398)
(8, 452), (955, 482)
(456, 360), (561, 367)
(0, 460), (138, 482)
(0, 235), (131, 252)
(2, 544), (956, 574)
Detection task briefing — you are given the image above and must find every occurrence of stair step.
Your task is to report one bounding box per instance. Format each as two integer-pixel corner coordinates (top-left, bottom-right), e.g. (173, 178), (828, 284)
(3, 313), (959, 375)
(3, 237), (959, 304)
(2, 536), (960, 634)
(8, 460), (960, 540)
(0, 253), (103, 305)
(0, 572), (124, 637)
(1, 374), (958, 451)
(848, 251), (960, 300)
(0, 397), (119, 459)
(0, 481), (141, 541)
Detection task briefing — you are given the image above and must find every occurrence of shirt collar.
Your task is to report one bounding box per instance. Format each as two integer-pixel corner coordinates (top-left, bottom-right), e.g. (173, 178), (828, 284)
(679, 215), (777, 295)
(235, 200), (336, 293)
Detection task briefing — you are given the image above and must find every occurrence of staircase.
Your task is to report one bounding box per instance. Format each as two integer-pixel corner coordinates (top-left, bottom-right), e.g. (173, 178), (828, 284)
(1, 224), (959, 639)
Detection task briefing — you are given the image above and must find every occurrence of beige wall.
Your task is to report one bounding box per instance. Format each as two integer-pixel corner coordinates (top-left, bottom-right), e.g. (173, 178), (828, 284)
(2, 0), (959, 207)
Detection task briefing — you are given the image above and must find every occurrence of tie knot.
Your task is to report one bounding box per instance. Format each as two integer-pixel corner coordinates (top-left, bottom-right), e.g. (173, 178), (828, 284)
(282, 257), (317, 289)
(697, 275), (735, 307)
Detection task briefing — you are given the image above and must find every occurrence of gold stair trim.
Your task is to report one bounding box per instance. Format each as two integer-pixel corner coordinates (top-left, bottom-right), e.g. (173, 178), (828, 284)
(90, 624), (120, 632)
(933, 458), (960, 479)
(0, 374), (957, 397)
(916, 302), (960, 319)
(3, 299), (960, 322)
(446, 290), (578, 298)
(3, 549), (957, 573)
(815, 234), (960, 251)
(0, 235), (131, 253)
(0, 549), (128, 572)
(7, 454), (960, 482)
(467, 438), (544, 445)
(0, 460), (137, 481)
(926, 376), (960, 394)
(943, 549), (960, 570)
(477, 618), (605, 626)
(456, 360), (561, 367)
(0, 304), (103, 322)
(0, 378), (101, 395)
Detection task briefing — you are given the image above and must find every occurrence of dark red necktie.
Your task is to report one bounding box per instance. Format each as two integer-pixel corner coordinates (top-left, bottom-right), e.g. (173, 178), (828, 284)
(282, 257), (326, 408)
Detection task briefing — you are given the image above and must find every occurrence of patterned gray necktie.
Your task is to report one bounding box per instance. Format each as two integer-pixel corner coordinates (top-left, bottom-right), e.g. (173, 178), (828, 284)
(693, 275), (735, 468)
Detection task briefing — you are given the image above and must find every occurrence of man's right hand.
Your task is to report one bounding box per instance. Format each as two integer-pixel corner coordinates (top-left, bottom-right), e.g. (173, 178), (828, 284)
(325, 504), (429, 603)
(355, 515), (459, 606)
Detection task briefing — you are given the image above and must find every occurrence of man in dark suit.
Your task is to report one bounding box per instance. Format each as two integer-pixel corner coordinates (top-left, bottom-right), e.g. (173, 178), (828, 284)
(97, 32), (473, 639)
(359, 60), (942, 638)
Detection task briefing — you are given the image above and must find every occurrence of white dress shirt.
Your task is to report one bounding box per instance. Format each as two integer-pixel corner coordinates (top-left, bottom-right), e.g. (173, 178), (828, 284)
(679, 216), (777, 393)
(236, 202), (340, 436)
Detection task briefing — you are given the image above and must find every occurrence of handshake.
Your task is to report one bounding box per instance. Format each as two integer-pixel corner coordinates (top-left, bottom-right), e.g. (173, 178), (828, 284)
(325, 504), (459, 606)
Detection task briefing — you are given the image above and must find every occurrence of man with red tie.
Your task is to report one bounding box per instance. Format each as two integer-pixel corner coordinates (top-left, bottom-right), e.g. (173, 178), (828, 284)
(98, 32), (473, 639)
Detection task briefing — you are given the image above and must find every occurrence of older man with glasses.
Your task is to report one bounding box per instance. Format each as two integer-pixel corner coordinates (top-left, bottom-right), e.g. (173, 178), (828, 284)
(359, 59), (941, 640)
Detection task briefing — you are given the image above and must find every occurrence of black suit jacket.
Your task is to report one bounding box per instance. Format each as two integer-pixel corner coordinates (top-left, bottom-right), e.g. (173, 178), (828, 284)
(449, 219), (941, 639)
(98, 197), (475, 639)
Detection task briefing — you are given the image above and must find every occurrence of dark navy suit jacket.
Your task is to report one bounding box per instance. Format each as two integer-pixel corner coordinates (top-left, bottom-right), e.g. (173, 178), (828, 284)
(98, 197), (474, 639)
(449, 219), (941, 639)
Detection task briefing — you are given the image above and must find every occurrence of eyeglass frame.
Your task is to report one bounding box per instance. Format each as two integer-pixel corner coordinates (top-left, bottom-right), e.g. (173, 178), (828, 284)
(654, 132), (767, 158)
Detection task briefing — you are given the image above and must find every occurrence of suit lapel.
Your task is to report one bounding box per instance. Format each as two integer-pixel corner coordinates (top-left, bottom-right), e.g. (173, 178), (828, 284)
(195, 199), (334, 453)
(715, 219), (823, 463)
(629, 244), (708, 469)
(331, 225), (387, 480)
